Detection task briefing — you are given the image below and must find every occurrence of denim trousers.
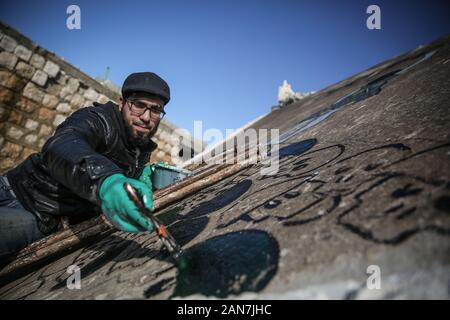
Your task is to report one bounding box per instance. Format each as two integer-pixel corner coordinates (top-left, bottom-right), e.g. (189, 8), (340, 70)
(0, 176), (44, 258)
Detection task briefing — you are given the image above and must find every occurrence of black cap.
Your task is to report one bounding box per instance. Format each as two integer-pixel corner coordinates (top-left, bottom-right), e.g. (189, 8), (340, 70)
(122, 72), (170, 105)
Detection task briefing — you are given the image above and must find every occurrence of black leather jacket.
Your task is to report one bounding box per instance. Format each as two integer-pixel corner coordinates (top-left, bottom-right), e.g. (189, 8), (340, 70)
(7, 101), (157, 235)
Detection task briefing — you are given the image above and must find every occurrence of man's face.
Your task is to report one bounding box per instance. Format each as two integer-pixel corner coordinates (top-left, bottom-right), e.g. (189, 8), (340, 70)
(119, 93), (165, 147)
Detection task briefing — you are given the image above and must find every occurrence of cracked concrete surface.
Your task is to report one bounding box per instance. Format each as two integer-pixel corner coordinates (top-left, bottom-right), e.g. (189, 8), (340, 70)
(0, 35), (449, 300)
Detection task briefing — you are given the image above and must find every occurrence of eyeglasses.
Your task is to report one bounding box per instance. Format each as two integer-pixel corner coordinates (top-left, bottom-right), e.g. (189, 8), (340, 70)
(127, 99), (166, 119)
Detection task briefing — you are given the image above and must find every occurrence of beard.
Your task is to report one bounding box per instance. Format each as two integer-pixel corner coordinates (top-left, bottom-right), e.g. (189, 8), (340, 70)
(124, 119), (159, 147)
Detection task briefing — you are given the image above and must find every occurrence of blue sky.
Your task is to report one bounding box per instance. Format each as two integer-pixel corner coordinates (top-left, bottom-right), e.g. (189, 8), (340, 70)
(1, 0), (449, 140)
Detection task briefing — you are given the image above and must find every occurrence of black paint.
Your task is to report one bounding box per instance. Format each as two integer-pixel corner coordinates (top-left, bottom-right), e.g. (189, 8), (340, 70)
(278, 51), (436, 144)
(434, 196), (450, 214)
(264, 200), (282, 209)
(391, 184), (423, 198)
(171, 230), (279, 298)
(277, 139), (317, 158)
(183, 179), (252, 219)
(144, 278), (174, 298)
(384, 203), (405, 214)
(155, 205), (184, 226)
(167, 216), (209, 247)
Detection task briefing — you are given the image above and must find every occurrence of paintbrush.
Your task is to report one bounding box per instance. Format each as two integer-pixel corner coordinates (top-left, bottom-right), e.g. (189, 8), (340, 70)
(124, 182), (186, 268)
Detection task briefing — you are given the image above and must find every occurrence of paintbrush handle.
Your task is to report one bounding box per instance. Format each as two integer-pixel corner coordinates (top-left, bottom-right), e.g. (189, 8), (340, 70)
(123, 182), (181, 256)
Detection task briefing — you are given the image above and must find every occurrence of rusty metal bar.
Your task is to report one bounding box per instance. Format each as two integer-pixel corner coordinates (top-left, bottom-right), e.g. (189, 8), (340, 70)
(154, 161), (248, 210)
(11, 216), (107, 260)
(154, 163), (229, 198)
(0, 222), (113, 277)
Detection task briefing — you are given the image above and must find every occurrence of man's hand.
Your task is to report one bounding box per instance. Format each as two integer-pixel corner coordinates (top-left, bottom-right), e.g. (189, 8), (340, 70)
(99, 173), (154, 233)
(138, 164), (155, 187)
(138, 162), (169, 187)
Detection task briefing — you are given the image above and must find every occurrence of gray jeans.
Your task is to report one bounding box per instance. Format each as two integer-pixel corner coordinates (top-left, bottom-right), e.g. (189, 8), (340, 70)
(0, 176), (44, 258)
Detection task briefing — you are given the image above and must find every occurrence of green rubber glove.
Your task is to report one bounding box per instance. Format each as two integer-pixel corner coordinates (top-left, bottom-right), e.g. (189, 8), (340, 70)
(138, 164), (156, 187)
(99, 173), (154, 233)
(138, 162), (169, 187)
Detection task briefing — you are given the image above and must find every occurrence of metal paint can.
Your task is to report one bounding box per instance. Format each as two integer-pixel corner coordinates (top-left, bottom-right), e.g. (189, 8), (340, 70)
(151, 163), (192, 189)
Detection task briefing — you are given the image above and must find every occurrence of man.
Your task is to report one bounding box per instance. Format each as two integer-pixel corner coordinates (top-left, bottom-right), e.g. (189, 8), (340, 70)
(0, 72), (170, 257)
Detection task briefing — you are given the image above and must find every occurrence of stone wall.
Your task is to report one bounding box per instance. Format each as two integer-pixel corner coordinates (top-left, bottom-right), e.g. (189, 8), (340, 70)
(0, 21), (200, 175)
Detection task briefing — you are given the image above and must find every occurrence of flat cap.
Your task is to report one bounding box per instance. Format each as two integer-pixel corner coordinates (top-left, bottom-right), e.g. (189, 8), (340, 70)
(122, 72), (170, 105)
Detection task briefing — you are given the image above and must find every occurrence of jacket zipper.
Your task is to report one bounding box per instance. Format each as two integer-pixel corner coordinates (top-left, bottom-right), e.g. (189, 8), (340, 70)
(135, 148), (140, 169)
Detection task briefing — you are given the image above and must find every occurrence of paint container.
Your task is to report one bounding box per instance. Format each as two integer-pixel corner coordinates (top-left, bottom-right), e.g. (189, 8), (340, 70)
(151, 163), (193, 189)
